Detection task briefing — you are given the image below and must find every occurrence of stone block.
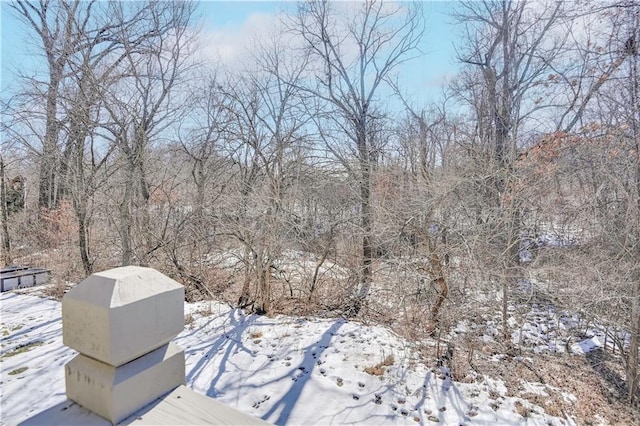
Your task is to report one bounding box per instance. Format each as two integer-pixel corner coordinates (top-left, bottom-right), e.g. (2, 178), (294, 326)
(65, 342), (186, 424)
(62, 266), (184, 366)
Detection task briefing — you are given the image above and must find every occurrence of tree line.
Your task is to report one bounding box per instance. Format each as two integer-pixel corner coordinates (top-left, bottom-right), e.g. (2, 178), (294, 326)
(1, 0), (638, 403)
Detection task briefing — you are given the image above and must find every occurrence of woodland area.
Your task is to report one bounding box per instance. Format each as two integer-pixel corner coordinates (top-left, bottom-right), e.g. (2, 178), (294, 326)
(1, 0), (639, 412)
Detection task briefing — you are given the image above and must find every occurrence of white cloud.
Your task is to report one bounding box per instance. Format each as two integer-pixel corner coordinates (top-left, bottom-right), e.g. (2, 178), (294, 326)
(196, 11), (291, 72)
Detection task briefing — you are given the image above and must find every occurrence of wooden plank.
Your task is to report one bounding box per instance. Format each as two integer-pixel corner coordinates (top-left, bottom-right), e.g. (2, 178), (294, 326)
(21, 387), (271, 425)
(129, 386), (271, 425)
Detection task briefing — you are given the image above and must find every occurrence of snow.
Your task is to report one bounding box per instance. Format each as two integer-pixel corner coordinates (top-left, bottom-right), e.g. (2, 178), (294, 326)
(570, 336), (603, 355)
(1, 290), (572, 425)
(519, 227), (580, 263)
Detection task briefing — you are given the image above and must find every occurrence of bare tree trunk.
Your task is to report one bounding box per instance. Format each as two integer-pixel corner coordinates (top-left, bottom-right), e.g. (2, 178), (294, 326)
(136, 128), (152, 267)
(427, 237), (448, 327)
(40, 81), (61, 209)
(238, 243), (253, 308)
(352, 158), (373, 316)
(69, 112), (92, 274)
(0, 156), (11, 266)
(120, 159), (134, 266)
(258, 258), (272, 315)
(627, 14), (640, 402)
(308, 226), (335, 302)
(630, 280), (640, 403)
(76, 204), (92, 275)
(67, 79), (93, 276)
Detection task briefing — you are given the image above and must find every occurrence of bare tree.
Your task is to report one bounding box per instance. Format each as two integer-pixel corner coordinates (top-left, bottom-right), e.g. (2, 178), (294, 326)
(453, 0), (640, 400)
(398, 106), (452, 330)
(161, 75), (235, 298)
(9, 0), (95, 209)
(101, 1), (198, 266)
(291, 0), (424, 316)
(590, 0), (640, 403)
(220, 34), (310, 314)
(452, 0), (572, 340)
(57, 3), (130, 274)
(7, 1), (184, 273)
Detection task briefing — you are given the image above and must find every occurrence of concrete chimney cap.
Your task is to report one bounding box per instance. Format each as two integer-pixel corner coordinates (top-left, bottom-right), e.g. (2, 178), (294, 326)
(65, 266), (183, 307)
(62, 266), (185, 367)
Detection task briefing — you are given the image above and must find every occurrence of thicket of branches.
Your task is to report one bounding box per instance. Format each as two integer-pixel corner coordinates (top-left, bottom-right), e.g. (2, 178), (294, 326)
(1, 0), (639, 404)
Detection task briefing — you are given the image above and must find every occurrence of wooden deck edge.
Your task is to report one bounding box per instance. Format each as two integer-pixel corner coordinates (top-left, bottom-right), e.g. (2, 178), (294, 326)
(127, 385), (271, 425)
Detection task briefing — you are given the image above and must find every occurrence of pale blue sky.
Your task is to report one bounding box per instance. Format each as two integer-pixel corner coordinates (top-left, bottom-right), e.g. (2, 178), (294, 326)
(1, 1), (461, 106)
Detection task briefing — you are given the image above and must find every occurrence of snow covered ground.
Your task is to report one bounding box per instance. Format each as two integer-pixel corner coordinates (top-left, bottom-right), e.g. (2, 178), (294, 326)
(1, 289), (584, 425)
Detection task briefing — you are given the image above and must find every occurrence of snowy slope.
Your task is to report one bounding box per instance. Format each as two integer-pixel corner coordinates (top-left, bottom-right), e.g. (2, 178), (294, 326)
(1, 291), (570, 425)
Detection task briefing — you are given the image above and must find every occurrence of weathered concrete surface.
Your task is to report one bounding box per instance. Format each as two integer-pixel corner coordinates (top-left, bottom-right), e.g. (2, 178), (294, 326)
(62, 266), (184, 366)
(129, 385), (271, 425)
(65, 342), (185, 424)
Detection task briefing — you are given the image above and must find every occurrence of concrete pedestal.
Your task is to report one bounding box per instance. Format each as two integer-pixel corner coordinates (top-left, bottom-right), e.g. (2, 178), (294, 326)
(63, 266), (186, 424)
(21, 266), (268, 426)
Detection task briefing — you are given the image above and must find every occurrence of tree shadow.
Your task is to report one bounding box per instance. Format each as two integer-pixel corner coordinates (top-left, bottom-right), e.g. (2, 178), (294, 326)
(585, 347), (629, 401)
(183, 308), (257, 395)
(19, 400), (109, 426)
(261, 320), (345, 425)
